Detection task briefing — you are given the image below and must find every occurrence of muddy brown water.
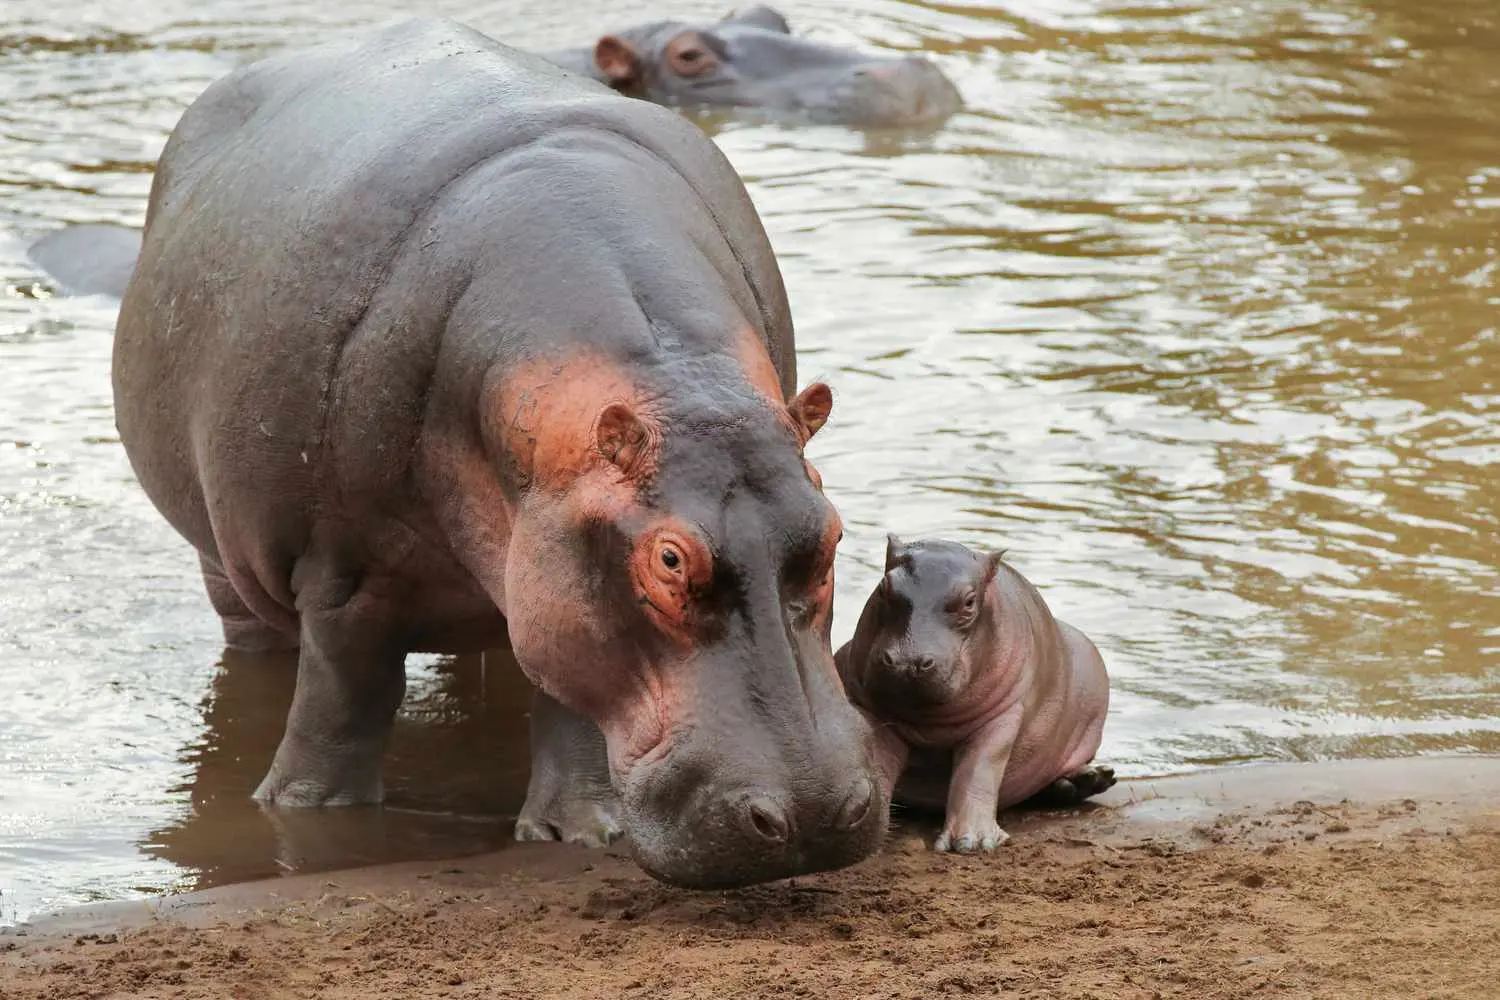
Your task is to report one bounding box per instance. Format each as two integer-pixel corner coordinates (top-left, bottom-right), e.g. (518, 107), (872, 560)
(1, 0), (1497, 925)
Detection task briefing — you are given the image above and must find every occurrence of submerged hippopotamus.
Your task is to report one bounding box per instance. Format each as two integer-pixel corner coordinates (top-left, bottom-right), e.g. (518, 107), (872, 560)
(112, 17), (888, 889)
(24, 8), (960, 300)
(543, 5), (962, 126)
(836, 536), (1114, 853)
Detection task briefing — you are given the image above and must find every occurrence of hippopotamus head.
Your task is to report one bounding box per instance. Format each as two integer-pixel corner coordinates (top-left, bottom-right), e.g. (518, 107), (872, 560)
(547, 6), (962, 126)
(492, 358), (886, 887)
(846, 535), (1005, 714)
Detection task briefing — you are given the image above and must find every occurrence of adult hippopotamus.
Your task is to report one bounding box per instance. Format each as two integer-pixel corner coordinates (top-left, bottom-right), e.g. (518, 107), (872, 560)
(543, 5), (962, 126)
(112, 17), (888, 889)
(836, 536), (1114, 853)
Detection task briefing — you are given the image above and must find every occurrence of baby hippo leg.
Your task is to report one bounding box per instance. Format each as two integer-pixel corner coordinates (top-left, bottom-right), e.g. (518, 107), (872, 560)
(934, 708), (1024, 854)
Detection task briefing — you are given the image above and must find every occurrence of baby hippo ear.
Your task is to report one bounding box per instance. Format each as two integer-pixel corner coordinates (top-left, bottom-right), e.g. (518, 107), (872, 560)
(596, 402), (655, 476)
(594, 35), (643, 89)
(884, 533), (904, 572)
(787, 382), (833, 445)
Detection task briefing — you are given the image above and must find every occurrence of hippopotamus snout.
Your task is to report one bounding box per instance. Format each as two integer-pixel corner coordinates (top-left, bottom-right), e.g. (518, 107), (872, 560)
(623, 721), (888, 889)
(843, 56), (964, 126)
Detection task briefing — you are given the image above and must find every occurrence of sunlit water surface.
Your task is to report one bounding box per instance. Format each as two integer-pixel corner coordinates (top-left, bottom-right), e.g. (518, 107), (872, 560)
(2, 0), (1497, 924)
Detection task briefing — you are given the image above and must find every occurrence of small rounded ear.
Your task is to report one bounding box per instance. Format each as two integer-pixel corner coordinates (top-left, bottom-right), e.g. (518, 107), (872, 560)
(981, 550), (1007, 585)
(725, 5), (791, 33)
(884, 533), (904, 572)
(596, 402), (653, 475)
(594, 35), (643, 89)
(787, 381), (833, 444)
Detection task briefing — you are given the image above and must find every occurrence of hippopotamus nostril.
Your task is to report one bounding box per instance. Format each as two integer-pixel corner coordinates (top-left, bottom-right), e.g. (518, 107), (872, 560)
(876, 649), (896, 670)
(834, 778), (874, 832)
(911, 654), (936, 673)
(744, 796), (791, 844)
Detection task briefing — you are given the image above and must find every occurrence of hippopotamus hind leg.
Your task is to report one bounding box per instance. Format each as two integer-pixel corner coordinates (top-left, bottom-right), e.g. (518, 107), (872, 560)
(200, 554), (299, 652)
(514, 691), (624, 848)
(253, 572), (406, 806)
(1025, 765), (1118, 808)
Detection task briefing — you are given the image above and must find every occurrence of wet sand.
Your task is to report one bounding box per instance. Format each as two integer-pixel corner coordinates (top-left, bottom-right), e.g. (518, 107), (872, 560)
(6, 756), (1499, 999)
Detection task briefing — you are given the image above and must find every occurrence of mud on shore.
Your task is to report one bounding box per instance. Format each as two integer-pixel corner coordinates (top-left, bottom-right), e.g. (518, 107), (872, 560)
(5, 757), (1500, 999)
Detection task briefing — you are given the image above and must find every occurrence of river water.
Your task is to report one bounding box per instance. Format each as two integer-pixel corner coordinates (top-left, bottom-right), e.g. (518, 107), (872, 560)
(1, 0), (1496, 925)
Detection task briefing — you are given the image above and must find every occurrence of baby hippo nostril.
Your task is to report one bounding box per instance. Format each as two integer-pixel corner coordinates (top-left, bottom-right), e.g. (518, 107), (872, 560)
(877, 649), (896, 669)
(744, 796), (791, 844)
(834, 778), (875, 832)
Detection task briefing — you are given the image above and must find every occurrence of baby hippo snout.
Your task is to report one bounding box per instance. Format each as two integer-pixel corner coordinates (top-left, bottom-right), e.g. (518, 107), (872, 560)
(878, 649), (936, 674)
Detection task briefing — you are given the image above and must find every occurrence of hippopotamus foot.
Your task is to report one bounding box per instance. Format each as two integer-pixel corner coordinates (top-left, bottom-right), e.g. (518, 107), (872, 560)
(514, 691), (624, 848)
(200, 555), (299, 652)
(1027, 764), (1118, 808)
(252, 576), (406, 807)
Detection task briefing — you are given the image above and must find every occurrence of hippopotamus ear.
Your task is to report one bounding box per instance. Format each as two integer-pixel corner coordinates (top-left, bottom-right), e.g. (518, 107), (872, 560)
(724, 6), (792, 33)
(981, 549), (1007, 586)
(884, 533), (903, 572)
(594, 35), (643, 89)
(787, 381), (833, 444)
(596, 401), (656, 475)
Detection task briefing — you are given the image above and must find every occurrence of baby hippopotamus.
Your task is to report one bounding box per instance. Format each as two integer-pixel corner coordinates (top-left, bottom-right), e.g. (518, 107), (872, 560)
(836, 536), (1115, 853)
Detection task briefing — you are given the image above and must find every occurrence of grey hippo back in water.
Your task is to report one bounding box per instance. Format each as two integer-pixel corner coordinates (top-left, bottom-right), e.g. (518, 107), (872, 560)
(544, 5), (961, 127)
(110, 17), (888, 890)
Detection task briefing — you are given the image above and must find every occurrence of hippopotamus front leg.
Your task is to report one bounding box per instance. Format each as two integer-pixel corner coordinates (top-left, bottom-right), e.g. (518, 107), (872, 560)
(933, 707), (1025, 854)
(252, 573), (406, 806)
(514, 691), (624, 848)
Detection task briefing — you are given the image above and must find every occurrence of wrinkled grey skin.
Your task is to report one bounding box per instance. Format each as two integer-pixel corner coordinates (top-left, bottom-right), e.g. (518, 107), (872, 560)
(544, 5), (962, 127)
(111, 18), (887, 890)
(837, 536), (1115, 854)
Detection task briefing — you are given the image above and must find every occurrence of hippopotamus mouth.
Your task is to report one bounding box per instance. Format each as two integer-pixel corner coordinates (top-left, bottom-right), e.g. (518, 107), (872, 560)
(544, 5), (963, 127)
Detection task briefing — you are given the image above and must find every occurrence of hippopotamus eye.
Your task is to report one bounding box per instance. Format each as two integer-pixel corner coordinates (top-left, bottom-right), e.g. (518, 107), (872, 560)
(963, 591), (977, 612)
(660, 544), (683, 571)
(666, 38), (718, 77)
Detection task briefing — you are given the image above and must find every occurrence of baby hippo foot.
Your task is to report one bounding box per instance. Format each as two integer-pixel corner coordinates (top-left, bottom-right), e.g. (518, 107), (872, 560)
(1028, 764), (1118, 809)
(934, 816), (1010, 854)
(514, 691), (624, 848)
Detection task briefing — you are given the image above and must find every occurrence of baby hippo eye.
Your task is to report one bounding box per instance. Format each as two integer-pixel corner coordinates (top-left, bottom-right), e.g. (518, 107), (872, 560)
(963, 591), (977, 612)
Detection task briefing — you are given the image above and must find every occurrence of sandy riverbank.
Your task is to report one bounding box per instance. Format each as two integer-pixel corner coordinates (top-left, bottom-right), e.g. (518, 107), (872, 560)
(5, 757), (1499, 999)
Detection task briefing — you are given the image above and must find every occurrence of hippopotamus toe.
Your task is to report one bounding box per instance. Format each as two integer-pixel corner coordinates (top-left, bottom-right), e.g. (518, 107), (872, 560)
(934, 821), (1010, 854)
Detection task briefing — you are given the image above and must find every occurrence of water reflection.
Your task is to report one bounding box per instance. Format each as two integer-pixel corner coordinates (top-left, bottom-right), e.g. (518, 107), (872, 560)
(143, 648), (534, 890)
